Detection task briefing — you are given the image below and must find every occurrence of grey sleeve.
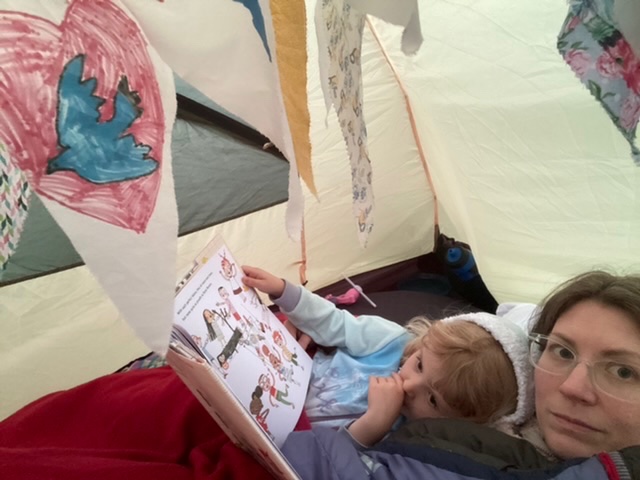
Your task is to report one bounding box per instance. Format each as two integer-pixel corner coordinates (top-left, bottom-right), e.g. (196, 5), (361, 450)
(270, 280), (303, 311)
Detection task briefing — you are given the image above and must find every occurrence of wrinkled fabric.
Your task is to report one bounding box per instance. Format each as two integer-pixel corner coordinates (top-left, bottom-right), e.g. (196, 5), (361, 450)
(0, 366), (311, 480)
(282, 426), (633, 480)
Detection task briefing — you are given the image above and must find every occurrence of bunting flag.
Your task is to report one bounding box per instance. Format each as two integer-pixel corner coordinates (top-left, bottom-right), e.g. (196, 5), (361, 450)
(0, 0), (165, 232)
(0, 144), (30, 273)
(347, 0), (423, 55)
(0, 0), (178, 353)
(558, 0), (640, 165)
(316, 0), (374, 245)
(271, 0), (315, 197)
(314, 0), (425, 245)
(122, 0), (310, 241)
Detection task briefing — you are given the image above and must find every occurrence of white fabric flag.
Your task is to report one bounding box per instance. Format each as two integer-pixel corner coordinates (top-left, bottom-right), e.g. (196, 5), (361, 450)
(0, 0), (179, 353)
(121, 0), (305, 241)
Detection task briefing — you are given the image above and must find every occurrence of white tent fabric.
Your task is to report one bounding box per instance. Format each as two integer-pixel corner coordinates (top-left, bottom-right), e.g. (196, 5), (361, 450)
(1, 0), (639, 422)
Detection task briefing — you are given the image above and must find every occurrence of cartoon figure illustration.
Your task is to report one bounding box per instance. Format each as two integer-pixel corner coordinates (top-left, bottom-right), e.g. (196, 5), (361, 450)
(258, 371), (294, 409)
(249, 386), (273, 440)
(190, 335), (203, 348)
(218, 286), (243, 321)
(219, 253), (243, 296)
(189, 334), (228, 378)
(218, 286), (269, 338)
(239, 331), (268, 364)
(216, 327), (243, 370)
(262, 344), (282, 369)
(202, 308), (230, 348)
(272, 330), (301, 368)
(262, 345), (300, 386)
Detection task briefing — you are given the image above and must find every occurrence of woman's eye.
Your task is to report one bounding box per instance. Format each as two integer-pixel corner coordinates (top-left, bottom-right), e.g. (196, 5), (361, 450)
(548, 343), (575, 361)
(606, 363), (640, 382)
(416, 358), (423, 372)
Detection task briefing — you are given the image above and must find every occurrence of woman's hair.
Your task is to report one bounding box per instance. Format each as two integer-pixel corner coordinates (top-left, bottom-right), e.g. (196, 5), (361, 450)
(532, 271), (640, 335)
(402, 316), (518, 424)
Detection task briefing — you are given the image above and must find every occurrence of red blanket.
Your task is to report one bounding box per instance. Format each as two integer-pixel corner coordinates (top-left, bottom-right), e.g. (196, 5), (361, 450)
(0, 366), (310, 480)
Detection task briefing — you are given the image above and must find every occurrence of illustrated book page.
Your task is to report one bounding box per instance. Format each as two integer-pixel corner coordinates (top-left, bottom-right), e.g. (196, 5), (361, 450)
(169, 235), (312, 447)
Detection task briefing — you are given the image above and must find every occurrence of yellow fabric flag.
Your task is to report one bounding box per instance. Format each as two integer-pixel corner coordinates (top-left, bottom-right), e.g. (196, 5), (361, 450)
(270, 0), (316, 195)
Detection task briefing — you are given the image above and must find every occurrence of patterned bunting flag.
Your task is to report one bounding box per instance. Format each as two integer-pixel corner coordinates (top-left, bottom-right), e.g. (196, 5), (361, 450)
(0, 144), (30, 273)
(558, 0), (640, 165)
(317, 0), (374, 246)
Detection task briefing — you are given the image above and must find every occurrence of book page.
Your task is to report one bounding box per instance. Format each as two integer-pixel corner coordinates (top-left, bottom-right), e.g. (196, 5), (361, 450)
(174, 236), (313, 447)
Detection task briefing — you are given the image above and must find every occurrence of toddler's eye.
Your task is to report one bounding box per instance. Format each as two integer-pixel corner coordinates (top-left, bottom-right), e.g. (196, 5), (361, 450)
(428, 392), (438, 409)
(416, 357), (423, 373)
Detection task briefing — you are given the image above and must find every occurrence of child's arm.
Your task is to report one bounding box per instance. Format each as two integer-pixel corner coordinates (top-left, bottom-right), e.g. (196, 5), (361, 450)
(242, 266), (407, 356)
(347, 374), (404, 446)
(280, 287), (408, 356)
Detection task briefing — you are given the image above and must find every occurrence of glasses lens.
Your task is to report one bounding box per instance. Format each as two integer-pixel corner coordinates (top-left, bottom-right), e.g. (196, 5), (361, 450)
(528, 335), (545, 365)
(593, 360), (640, 403)
(528, 334), (575, 375)
(529, 334), (640, 402)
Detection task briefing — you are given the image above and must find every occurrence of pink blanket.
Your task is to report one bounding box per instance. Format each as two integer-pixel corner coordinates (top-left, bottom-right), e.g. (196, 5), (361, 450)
(0, 366), (310, 480)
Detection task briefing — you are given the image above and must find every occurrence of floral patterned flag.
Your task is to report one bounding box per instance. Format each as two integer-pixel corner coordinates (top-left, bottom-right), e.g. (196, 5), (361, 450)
(558, 0), (640, 165)
(0, 144), (30, 273)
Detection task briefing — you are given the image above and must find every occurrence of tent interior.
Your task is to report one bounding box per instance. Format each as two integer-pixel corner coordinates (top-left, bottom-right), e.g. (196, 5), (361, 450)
(1, 0), (639, 427)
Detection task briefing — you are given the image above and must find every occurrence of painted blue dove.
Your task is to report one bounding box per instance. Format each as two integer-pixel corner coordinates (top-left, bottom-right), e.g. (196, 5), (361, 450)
(47, 55), (158, 184)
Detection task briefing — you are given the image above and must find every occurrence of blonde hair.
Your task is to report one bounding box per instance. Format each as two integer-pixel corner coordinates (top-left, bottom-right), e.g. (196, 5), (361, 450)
(402, 316), (518, 424)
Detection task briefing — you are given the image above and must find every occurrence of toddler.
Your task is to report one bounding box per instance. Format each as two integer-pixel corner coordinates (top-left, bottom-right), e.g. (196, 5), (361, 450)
(242, 266), (532, 446)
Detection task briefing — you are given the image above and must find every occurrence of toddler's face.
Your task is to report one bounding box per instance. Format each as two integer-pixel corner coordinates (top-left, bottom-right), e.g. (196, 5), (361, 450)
(398, 347), (460, 420)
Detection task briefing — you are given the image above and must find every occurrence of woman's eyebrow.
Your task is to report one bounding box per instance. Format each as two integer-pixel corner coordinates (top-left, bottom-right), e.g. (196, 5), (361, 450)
(599, 349), (640, 363)
(552, 332), (640, 362)
(548, 332), (576, 347)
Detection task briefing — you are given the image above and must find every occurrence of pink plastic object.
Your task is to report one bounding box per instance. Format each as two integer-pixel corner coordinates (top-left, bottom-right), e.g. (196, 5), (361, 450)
(325, 287), (361, 305)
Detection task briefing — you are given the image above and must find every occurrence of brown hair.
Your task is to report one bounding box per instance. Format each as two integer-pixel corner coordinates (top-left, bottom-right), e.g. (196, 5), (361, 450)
(403, 317), (518, 424)
(533, 271), (640, 336)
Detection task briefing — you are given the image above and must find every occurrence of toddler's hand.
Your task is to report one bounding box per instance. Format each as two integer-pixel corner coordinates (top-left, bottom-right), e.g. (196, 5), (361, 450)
(348, 373), (404, 447)
(366, 373), (404, 423)
(242, 266), (286, 297)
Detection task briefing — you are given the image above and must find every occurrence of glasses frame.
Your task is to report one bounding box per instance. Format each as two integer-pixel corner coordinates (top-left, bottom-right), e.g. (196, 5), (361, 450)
(528, 333), (640, 403)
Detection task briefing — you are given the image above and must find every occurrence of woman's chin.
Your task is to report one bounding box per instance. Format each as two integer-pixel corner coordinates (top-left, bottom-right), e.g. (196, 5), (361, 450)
(545, 432), (598, 460)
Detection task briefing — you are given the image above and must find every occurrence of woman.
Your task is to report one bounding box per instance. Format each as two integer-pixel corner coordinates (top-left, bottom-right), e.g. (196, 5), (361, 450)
(528, 270), (640, 459)
(282, 270), (640, 478)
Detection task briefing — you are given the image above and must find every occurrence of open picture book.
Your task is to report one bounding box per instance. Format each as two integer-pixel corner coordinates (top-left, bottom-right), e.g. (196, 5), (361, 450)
(166, 236), (313, 480)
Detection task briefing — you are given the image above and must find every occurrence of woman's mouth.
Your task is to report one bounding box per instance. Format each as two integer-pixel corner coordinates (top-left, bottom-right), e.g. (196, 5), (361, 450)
(551, 412), (602, 433)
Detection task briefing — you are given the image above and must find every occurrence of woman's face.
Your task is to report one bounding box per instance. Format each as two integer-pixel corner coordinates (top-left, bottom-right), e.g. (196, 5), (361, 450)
(535, 300), (640, 458)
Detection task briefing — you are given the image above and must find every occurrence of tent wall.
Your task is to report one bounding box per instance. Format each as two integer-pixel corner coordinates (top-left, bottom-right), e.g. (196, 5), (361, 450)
(371, 0), (640, 301)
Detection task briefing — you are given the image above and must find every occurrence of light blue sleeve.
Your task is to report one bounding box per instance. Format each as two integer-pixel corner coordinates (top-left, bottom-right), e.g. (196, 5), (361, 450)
(276, 285), (408, 357)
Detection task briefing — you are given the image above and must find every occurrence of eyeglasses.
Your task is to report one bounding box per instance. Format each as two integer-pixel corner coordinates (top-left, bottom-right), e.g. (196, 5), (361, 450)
(528, 334), (640, 403)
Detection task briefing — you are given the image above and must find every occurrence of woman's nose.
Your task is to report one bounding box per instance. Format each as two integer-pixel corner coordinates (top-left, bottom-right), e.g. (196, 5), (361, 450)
(558, 362), (598, 404)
